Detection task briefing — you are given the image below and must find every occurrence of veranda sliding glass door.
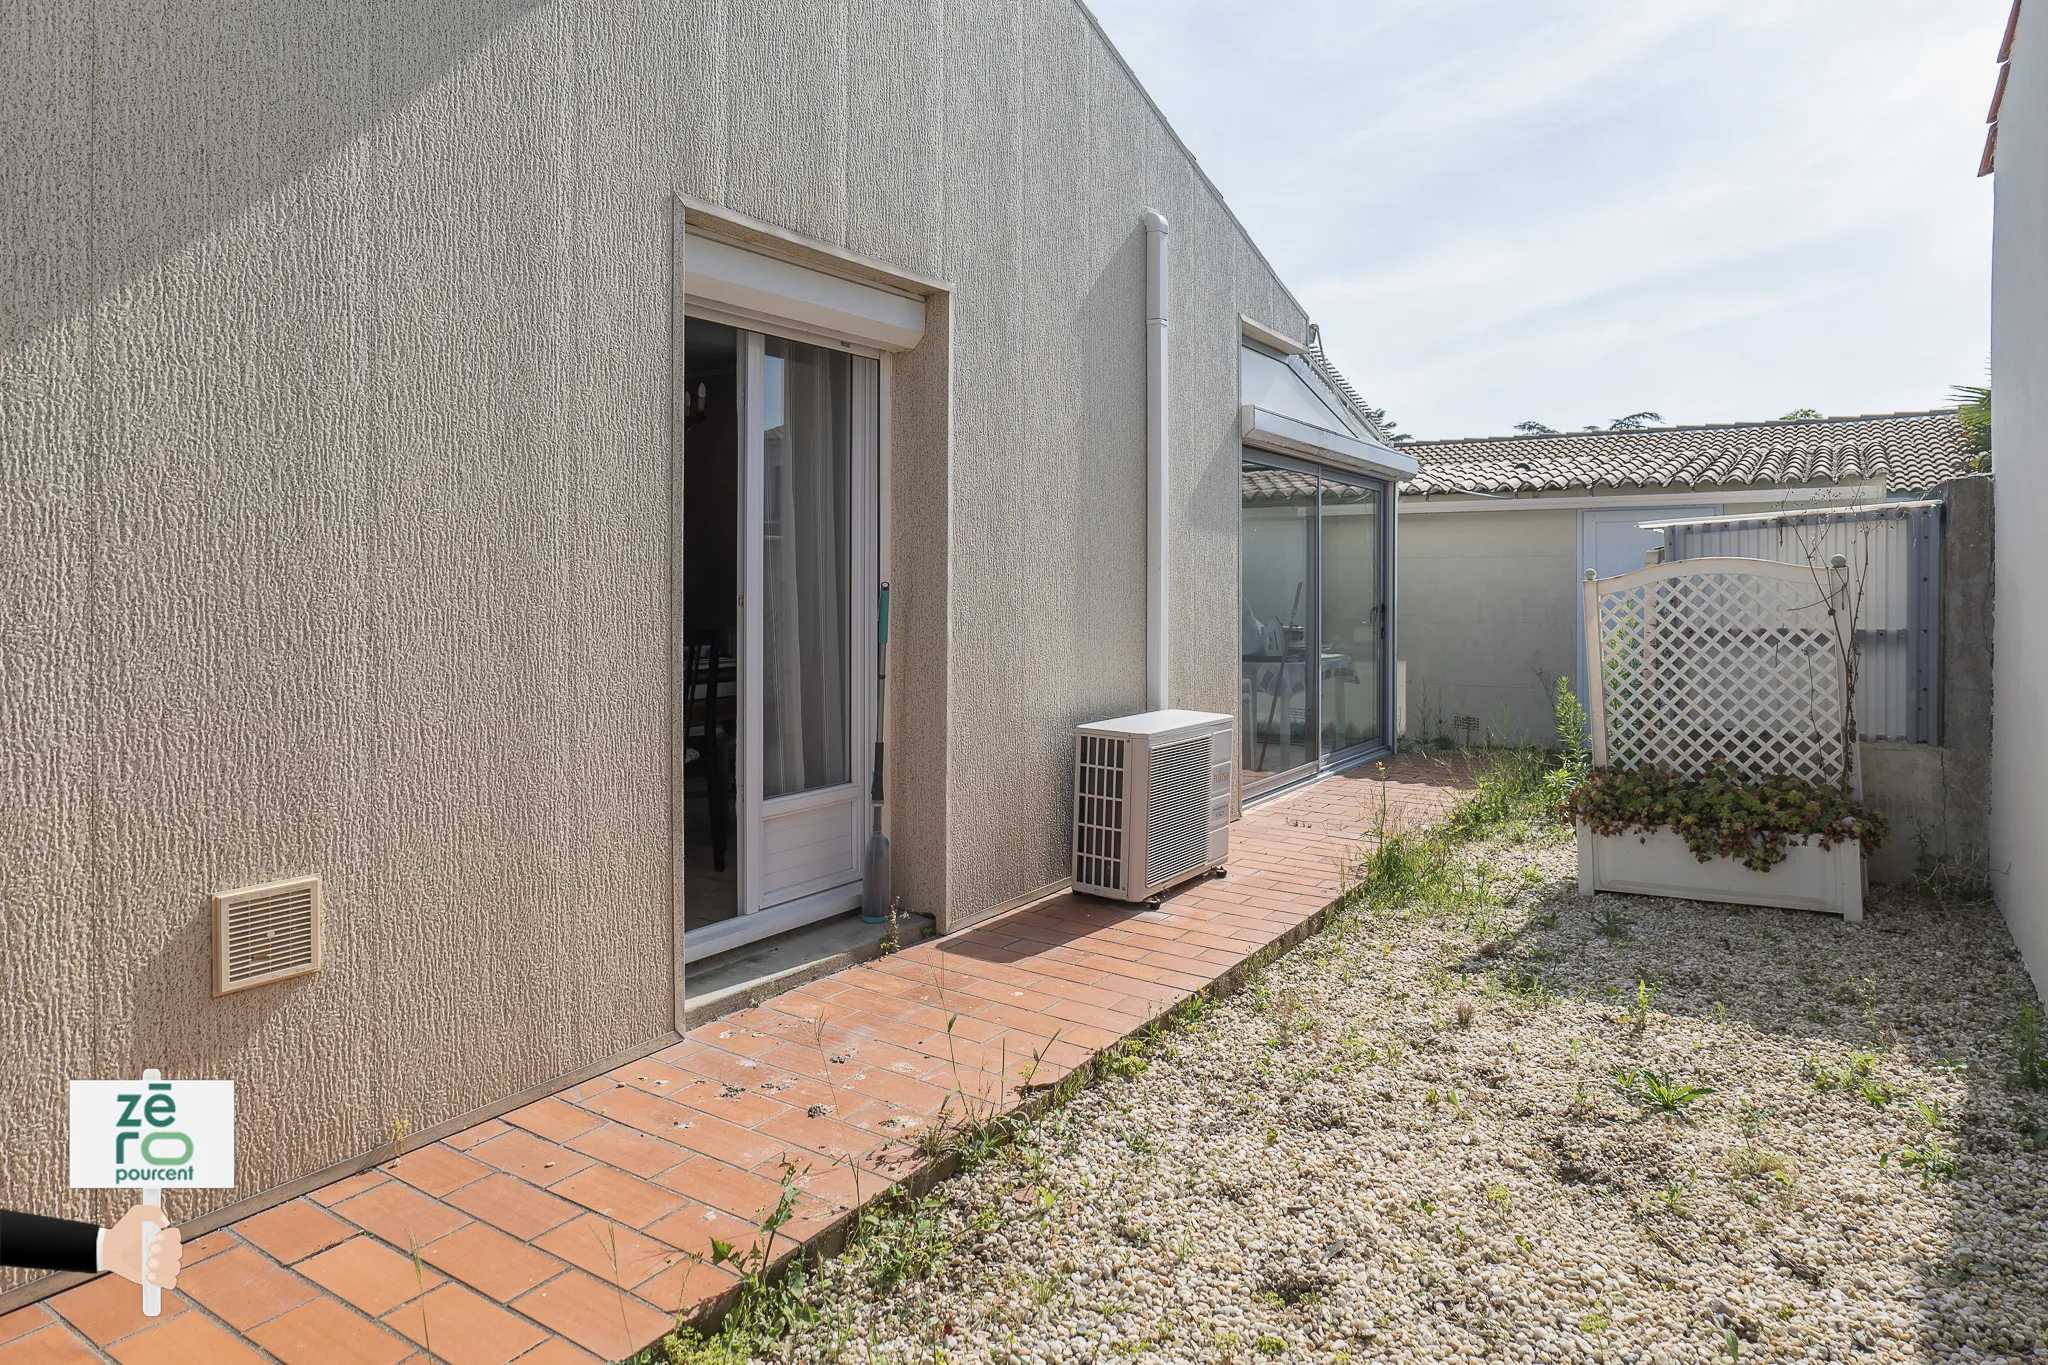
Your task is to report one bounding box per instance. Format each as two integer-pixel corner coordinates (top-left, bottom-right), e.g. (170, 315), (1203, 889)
(1318, 478), (1384, 757)
(1241, 460), (1318, 789)
(1240, 451), (1389, 799)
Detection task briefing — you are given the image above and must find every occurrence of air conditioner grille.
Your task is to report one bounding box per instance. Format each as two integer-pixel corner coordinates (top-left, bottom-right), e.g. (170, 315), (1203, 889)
(214, 875), (324, 996)
(1074, 734), (1126, 891)
(1147, 738), (1211, 887)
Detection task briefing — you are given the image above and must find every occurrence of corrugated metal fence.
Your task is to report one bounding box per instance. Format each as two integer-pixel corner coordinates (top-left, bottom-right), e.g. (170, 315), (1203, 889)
(1647, 501), (1942, 744)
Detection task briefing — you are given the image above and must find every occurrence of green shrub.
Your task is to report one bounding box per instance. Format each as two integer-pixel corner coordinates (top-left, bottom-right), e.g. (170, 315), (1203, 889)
(1562, 763), (1888, 871)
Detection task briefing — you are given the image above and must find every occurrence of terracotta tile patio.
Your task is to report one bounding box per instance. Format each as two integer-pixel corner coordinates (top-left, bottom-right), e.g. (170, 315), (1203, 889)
(0, 757), (1463, 1365)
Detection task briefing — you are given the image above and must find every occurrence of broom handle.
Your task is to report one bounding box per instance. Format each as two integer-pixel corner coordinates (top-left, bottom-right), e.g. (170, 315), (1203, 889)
(870, 585), (889, 805)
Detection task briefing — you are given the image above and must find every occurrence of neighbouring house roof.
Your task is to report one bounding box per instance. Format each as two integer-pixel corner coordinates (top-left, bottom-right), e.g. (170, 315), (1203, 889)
(1400, 410), (1976, 499)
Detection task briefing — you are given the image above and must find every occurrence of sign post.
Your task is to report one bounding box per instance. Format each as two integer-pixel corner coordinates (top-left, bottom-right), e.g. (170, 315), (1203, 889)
(69, 1070), (233, 1316)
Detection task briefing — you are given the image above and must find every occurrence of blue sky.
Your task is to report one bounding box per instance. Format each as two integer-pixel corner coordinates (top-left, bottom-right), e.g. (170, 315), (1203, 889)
(1087, 0), (2007, 440)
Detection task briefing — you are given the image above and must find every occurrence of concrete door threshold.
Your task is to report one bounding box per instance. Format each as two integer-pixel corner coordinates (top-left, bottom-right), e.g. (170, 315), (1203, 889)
(683, 909), (935, 1030)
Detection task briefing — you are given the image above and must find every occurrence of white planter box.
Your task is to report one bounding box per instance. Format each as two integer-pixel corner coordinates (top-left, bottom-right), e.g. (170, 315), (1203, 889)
(1575, 825), (1864, 922)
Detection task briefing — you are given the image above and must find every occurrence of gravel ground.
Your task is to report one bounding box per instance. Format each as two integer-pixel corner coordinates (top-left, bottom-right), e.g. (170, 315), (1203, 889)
(757, 826), (2048, 1365)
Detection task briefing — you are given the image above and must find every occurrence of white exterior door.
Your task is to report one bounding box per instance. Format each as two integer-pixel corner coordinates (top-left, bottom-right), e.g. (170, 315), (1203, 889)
(693, 328), (878, 957)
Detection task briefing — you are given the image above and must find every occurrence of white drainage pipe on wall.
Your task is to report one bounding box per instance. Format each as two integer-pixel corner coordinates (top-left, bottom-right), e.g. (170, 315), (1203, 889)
(1143, 209), (1170, 711)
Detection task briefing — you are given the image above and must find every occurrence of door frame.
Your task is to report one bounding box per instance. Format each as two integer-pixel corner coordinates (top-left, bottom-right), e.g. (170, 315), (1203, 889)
(1241, 451), (1321, 800)
(1316, 462), (1393, 772)
(673, 206), (934, 1017)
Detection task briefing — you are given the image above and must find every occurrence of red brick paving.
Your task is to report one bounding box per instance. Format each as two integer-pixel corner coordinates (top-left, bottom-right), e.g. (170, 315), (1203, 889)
(0, 758), (1461, 1364)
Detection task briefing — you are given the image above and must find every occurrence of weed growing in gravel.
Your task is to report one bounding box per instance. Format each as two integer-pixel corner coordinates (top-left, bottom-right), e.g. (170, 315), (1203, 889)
(1502, 961), (1552, 1004)
(1654, 1173), (1696, 1217)
(1595, 906), (1631, 939)
(1423, 1086), (1467, 1117)
(1911, 837), (1995, 910)
(1728, 1146), (1795, 1202)
(1729, 1145), (1791, 1180)
(1612, 1067), (1715, 1118)
(1015, 1030), (1066, 1094)
(1804, 1051), (1891, 1106)
(1908, 1096), (1947, 1130)
(1485, 1183), (1512, 1214)
(1619, 977), (1660, 1032)
(1882, 1134), (1961, 1188)
(1442, 746), (1565, 842)
(1351, 827), (1470, 919)
(656, 1161), (809, 1364)
(2013, 1004), (2047, 1090)
(1244, 957), (1273, 1011)
(1104, 1041), (1149, 1079)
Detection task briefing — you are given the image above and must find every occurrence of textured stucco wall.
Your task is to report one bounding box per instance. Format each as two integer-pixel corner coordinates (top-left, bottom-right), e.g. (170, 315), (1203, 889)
(0, 0), (682, 1269)
(0, 0), (1314, 1247)
(1992, 3), (2048, 993)
(876, 0), (1309, 925)
(1396, 508), (1580, 744)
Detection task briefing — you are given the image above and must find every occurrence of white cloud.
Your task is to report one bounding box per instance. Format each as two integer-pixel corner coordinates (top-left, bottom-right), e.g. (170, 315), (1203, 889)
(1087, 0), (2004, 437)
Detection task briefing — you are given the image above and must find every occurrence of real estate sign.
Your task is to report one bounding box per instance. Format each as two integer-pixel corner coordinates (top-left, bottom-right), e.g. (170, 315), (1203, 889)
(68, 1077), (234, 1189)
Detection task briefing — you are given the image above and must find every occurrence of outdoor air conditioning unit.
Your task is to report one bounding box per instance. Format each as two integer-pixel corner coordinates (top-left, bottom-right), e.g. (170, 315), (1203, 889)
(1072, 709), (1233, 903)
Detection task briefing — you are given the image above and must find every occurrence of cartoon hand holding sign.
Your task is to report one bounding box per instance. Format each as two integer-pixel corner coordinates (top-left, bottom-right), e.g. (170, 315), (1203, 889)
(47, 1069), (234, 1315)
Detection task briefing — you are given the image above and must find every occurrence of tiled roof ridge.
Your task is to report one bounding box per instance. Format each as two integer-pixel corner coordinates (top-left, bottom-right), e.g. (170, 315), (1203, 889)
(1409, 408), (1964, 451)
(1397, 408), (1976, 498)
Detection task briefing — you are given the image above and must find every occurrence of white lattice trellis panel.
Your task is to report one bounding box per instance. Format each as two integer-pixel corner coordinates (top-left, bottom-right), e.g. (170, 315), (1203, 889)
(1584, 558), (1849, 787)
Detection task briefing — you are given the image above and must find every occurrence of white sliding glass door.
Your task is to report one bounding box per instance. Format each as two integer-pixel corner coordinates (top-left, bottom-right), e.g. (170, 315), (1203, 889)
(722, 329), (878, 946)
(1240, 450), (1393, 800)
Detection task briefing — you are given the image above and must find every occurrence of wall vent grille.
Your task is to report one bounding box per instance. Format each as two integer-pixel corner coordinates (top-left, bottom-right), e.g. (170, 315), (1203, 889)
(1146, 738), (1211, 886)
(1074, 735), (1126, 891)
(213, 875), (324, 996)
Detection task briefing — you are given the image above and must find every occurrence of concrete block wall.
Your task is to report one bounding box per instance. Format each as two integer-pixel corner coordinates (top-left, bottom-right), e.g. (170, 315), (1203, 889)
(1861, 476), (1993, 884)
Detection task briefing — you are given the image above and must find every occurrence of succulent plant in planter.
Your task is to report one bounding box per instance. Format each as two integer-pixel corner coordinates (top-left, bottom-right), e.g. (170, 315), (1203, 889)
(1562, 762), (1888, 873)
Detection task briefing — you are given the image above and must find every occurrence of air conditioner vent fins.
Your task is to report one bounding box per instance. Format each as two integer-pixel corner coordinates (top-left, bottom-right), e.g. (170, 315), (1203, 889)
(1147, 738), (1211, 886)
(1075, 734), (1128, 891)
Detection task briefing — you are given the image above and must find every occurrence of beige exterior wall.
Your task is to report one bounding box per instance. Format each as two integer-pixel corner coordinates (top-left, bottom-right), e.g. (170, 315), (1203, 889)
(0, 0), (1308, 1263)
(1397, 508), (1581, 744)
(1991, 0), (2048, 991)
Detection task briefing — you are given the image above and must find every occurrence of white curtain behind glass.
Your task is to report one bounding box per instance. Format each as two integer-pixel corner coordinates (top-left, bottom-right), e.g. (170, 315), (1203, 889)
(761, 338), (852, 798)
